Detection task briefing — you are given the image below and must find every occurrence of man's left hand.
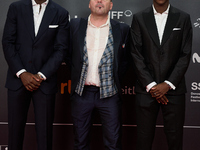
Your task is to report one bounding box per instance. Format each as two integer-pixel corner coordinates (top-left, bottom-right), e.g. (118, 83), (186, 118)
(150, 82), (170, 99)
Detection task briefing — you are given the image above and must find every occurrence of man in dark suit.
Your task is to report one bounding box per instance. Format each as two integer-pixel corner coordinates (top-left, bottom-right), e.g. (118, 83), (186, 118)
(69, 0), (129, 149)
(130, 0), (192, 149)
(2, 0), (69, 150)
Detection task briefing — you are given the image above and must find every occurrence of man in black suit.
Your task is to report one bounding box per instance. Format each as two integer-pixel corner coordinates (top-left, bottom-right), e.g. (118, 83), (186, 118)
(2, 0), (69, 150)
(69, 0), (129, 149)
(130, 0), (192, 149)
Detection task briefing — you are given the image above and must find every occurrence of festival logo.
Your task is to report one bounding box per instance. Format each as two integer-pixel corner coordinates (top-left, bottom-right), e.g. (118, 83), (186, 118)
(191, 82), (200, 102)
(69, 10), (133, 21)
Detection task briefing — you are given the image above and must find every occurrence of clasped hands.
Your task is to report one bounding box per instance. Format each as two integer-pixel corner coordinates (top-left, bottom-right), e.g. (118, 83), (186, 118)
(150, 82), (170, 105)
(20, 72), (44, 92)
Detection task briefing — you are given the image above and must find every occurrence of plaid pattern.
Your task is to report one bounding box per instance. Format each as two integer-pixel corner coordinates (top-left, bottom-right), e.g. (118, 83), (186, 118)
(98, 25), (118, 98)
(75, 25), (118, 99)
(75, 38), (88, 96)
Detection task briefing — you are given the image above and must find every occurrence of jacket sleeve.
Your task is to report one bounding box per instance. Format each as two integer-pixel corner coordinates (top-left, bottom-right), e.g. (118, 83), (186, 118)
(167, 14), (192, 87)
(2, 3), (25, 75)
(130, 14), (155, 88)
(39, 9), (70, 79)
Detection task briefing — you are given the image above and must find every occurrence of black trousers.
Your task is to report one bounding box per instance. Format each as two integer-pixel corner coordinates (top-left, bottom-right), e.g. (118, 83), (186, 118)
(71, 85), (122, 150)
(7, 86), (55, 150)
(135, 93), (185, 150)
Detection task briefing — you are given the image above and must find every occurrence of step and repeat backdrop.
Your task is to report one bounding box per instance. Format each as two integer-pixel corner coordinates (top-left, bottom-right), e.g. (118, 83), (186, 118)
(0, 0), (200, 150)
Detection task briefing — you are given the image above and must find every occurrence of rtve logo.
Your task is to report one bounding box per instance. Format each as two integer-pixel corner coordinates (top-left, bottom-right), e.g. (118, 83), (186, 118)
(192, 53), (200, 63)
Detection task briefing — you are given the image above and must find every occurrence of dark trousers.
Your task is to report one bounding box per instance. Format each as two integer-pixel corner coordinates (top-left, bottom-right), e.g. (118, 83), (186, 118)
(135, 93), (185, 150)
(7, 86), (55, 150)
(71, 85), (122, 150)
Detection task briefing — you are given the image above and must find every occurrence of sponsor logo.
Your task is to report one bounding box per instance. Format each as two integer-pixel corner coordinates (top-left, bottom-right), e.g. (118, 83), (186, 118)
(61, 80), (71, 94)
(109, 10), (133, 20)
(69, 10), (133, 21)
(192, 53), (200, 63)
(60, 81), (135, 95)
(194, 18), (200, 28)
(122, 86), (135, 95)
(190, 82), (200, 102)
(191, 82), (200, 91)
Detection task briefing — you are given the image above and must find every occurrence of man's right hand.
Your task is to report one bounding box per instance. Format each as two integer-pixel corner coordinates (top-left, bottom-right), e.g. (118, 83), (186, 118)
(20, 72), (42, 91)
(156, 95), (169, 105)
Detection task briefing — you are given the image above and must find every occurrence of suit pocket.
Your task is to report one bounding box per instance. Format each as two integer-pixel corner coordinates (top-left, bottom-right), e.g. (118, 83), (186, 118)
(171, 30), (182, 40)
(49, 25), (59, 28)
(46, 27), (58, 38)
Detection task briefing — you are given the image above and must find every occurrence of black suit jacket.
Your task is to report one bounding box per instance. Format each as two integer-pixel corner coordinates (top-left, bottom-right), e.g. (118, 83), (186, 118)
(130, 6), (192, 95)
(2, 0), (69, 94)
(69, 18), (130, 96)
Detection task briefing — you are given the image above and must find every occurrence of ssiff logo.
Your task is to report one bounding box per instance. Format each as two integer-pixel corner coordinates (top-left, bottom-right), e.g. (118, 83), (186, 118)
(70, 10), (133, 21)
(191, 82), (200, 102)
(109, 10), (133, 20)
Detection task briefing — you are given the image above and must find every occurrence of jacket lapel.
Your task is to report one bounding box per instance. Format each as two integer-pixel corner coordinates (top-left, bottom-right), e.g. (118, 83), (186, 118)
(143, 7), (160, 48)
(111, 20), (120, 70)
(80, 18), (120, 67)
(99, 24), (114, 67)
(22, 0), (35, 40)
(34, 0), (57, 43)
(161, 6), (180, 46)
(79, 18), (88, 62)
(98, 20), (120, 68)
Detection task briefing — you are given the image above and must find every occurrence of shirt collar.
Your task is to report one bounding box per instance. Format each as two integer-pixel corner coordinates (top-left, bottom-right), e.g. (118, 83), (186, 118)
(152, 4), (170, 15)
(88, 14), (110, 28)
(32, 0), (49, 6)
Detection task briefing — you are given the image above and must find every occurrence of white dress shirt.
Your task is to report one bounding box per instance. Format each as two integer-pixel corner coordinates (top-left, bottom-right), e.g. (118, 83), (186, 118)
(32, 0), (48, 36)
(84, 15), (110, 87)
(153, 4), (169, 44)
(16, 0), (49, 79)
(146, 4), (175, 92)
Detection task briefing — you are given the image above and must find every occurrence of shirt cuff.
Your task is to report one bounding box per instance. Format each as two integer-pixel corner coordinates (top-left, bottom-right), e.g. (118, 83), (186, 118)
(164, 80), (176, 90)
(16, 69), (27, 78)
(146, 81), (157, 92)
(37, 72), (47, 80)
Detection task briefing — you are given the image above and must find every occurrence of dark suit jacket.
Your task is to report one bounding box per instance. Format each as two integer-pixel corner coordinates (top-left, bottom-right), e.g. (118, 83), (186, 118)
(69, 18), (130, 97)
(2, 0), (69, 94)
(130, 6), (192, 95)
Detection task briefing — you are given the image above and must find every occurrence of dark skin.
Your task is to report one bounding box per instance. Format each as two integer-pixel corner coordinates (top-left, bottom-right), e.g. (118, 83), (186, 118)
(150, 83), (170, 105)
(20, 72), (43, 92)
(19, 0), (47, 92)
(149, 0), (170, 105)
(35, 0), (47, 4)
(153, 0), (169, 13)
